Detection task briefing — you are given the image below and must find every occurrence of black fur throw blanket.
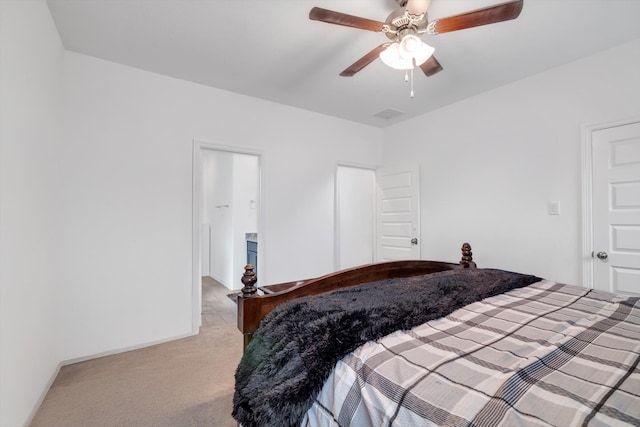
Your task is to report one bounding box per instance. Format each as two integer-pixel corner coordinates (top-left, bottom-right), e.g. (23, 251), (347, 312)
(232, 268), (541, 427)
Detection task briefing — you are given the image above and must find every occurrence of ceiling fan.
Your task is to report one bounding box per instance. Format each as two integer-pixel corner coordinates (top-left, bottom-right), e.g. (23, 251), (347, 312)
(309, 0), (524, 78)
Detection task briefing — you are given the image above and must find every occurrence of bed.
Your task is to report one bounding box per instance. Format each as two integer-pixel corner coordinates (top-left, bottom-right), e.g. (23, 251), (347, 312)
(232, 243), (640, 427)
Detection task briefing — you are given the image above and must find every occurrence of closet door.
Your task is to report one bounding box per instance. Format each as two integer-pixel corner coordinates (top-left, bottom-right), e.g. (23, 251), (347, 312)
(376, 167), (421, 261)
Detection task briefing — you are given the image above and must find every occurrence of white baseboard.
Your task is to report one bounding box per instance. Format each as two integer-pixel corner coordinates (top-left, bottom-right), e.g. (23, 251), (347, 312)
(24, 330), (198, 426)
(207, 273), (232, 289)
(60, 331), (197, 366)
(23, 361), (63, 427)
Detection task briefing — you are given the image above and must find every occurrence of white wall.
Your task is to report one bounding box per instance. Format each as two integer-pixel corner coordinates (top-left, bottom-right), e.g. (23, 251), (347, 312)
(0, 1), (65, 426)
(58, 51), (382, 362)
(382, 38), (640, 285)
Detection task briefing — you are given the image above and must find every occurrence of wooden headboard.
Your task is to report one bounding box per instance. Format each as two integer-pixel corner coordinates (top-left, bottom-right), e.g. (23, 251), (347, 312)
(236, 243), (475, 349)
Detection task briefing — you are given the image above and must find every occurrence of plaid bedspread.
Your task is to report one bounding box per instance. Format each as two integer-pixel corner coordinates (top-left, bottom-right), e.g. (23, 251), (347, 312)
(302, 280), (640, 426)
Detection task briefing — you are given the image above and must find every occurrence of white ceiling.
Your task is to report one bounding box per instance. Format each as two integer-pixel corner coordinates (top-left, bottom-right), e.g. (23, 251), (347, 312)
(46, 0), (640, 128)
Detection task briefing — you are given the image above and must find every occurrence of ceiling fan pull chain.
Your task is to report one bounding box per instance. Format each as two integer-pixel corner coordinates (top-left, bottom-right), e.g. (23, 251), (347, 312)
(410, 64), (415, 98)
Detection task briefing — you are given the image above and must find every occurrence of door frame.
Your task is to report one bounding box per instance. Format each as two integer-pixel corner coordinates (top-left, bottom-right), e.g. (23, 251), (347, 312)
(581, 116), (640, 288)
(191, 139), (265, 334)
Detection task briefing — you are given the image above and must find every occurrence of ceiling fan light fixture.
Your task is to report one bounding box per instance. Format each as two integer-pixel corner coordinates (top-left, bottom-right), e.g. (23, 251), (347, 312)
(380, 43), (406, 70)
(398, 34), (419, 58)
(399, 34), (435, 65)
(379, 35), (434, 70)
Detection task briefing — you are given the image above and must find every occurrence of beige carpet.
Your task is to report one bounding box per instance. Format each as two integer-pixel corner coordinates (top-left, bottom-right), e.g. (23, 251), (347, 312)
(30, 279), (242, 427)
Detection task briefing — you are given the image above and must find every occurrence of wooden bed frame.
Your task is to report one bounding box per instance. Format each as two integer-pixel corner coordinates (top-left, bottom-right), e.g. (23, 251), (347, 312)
(236, 242), (476, 349)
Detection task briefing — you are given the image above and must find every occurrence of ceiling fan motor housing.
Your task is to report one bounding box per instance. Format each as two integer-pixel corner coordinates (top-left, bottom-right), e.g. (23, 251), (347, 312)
(385, 7), (428, 40)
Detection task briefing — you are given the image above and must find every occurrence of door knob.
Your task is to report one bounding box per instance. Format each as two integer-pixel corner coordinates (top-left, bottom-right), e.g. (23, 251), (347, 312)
(411, 238), (418, 245)
(596, 251), (608, 260)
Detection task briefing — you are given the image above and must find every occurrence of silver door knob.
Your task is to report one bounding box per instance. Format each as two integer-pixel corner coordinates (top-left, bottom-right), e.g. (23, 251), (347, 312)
(411, 238), (418, 245)
(596, 251), (608, 260)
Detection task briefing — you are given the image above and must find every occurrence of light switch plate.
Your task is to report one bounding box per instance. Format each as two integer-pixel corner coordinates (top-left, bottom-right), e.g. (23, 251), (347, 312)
(548, 201), (560, 215)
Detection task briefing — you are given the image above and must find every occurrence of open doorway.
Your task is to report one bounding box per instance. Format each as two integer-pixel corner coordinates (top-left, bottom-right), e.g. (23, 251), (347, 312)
(335, 165), (376, 270)
(192, 140), (262, 333)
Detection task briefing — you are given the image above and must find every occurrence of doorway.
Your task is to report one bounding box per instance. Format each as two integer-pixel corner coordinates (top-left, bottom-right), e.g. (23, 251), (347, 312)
(335, 165), (376, 270)
(192, 140), (262, 333)
(335, 165), (422, 269)
(582, 117), (640, 293)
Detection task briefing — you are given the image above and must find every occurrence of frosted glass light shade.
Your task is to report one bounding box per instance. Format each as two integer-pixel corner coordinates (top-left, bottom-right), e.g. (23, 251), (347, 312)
(379, 43), (412, 70)
(379, 35), (435, 70)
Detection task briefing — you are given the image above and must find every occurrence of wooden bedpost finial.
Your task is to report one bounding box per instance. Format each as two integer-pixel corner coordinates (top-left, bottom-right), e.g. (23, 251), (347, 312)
(241, 264), (258, 298)
(460, 242), (473, 268)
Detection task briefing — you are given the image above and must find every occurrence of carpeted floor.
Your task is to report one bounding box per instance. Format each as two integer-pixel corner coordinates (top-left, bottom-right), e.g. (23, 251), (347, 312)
(29, 277), (242, 427)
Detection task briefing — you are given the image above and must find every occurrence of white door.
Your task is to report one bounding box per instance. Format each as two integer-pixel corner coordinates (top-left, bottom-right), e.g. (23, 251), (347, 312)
(592, 121), (640, 293)
(376, 167), (420, 261)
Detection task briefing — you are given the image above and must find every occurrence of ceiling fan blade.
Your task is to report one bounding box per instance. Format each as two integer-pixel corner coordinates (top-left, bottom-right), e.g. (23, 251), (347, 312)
(309, 7), (386, 32)
(419, 55), (443, 76)
(340, 44), (390, 77)
(429, 0), (523, 34)
(405, 0), (431, 16)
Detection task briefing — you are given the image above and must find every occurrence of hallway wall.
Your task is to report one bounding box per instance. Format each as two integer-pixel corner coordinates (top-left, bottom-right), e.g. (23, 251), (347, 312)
(0, 2), (66, 426)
